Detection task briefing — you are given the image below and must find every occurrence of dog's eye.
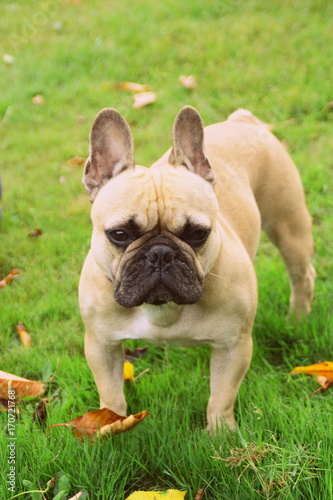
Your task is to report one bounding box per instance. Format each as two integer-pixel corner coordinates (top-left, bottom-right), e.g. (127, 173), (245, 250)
(190, 229), (209, 241)
(106, 230), (130, 245)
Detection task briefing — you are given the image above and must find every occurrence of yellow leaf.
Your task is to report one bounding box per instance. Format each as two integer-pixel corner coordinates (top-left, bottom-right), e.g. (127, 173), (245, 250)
(123, 361), (135, 380)
(133, 91), (157, 109)
(126, 490), (187, 500)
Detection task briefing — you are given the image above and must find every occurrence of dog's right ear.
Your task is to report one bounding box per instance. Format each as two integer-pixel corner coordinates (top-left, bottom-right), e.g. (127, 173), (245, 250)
(83, 108), (134, 202)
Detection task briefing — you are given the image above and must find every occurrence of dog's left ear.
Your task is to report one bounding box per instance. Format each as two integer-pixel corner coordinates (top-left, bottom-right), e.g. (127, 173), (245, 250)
(83, 108), (134, 202)
(169, 106), (215, 183)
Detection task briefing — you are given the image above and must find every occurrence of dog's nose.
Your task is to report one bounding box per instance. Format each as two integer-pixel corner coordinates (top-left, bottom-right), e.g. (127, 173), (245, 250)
(146, 244), (176, 267)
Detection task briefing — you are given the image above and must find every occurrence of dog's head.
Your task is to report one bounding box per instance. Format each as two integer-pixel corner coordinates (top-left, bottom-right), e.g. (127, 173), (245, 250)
(83, 106), (220, 307)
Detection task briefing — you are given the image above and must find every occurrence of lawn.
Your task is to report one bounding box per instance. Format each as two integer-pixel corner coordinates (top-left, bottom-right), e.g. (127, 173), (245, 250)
(0, 0), (333, 498)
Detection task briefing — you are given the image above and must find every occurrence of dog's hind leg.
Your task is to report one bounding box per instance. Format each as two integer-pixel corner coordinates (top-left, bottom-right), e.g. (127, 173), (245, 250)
(263, 208), (315, 319)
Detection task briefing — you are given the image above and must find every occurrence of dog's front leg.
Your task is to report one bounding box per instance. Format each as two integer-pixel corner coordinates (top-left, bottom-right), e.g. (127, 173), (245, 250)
(207, 336), (253, 432)
(84, 331), (127, 415)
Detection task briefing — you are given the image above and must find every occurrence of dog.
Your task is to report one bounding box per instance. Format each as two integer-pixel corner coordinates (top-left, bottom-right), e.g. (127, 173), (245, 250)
(79, 106), (315, 431)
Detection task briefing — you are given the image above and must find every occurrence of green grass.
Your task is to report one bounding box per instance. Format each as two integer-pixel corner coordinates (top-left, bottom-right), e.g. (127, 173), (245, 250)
(1, 0), (333, 498)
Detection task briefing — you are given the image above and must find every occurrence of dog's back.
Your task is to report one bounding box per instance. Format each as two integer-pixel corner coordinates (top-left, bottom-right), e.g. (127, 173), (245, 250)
(204, 110), (315, 318)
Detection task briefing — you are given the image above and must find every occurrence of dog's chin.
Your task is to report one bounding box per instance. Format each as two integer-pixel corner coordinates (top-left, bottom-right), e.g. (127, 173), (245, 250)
(114, 283), (203, 308)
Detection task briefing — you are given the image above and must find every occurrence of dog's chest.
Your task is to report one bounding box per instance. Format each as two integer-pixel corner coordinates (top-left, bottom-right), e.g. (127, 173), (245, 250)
(111, 302), (239, 348)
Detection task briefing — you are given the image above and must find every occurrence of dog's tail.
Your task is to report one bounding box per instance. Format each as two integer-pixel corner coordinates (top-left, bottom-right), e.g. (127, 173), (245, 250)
(227, 108), (272, 130)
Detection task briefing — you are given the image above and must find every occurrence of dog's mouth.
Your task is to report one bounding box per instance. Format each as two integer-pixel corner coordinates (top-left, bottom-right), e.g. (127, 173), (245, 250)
(114, 236), (203, 308)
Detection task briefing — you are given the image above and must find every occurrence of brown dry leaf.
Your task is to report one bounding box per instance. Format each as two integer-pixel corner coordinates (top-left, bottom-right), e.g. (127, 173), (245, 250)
(178, 75), (197, 89)
(1, 398), (10, 411)
(133, 92), (157, 109)
(28, 228), (43, 237)
(194, 487), (205, 500)
(67, 156), (86, 167)
(32, 94), (44, 105)
(0, 371), (45, 399)
(33, 397), (55, 425)
(15, 322), (31, 348)
(48, 407), (149, 441)
(0, 269), (20, 288)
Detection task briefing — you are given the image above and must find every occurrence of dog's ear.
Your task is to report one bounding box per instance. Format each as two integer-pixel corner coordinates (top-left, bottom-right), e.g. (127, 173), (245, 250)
(83, 108), (134, 202)
(169, 106), (215, 183)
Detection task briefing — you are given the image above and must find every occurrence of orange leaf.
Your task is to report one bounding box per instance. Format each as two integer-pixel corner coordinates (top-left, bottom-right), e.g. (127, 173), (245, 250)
(133, 92), (157, 109)
(290, 361), (333, 379)
(290, 361), (333, 397)
(0, 371), (45, 399)
(48, 407), (149, 441)
(0, 269), (19, 288)
(15, 322), (32, 348)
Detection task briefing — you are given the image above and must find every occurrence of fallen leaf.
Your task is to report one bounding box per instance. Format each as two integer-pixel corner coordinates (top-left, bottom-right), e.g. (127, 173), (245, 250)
(28, 228), (43, 237)
(120, 81), (149, 92)
(0, 371), (45, 399)
(123, 361), (135, 381)
(125, 347), (148, 361)
(290, 361), (333, 378)
(0, 269), (19, 288)
(126, 490), (187, 500)
(0, 398), (9, 411)
(33, 397), (55, 425)
(68, 492), (84, 500)
(133, 92), (157, 109)
(3, 54), (15, 65)
(67, 156), (86, 167)
(194, 487), (206, 500)
(178, 75), (197, 89)
(290, 361), (333, 397)
(48, 407), (149, 441)
(15, 322), (32, 348)
(32, 94), (44, 105)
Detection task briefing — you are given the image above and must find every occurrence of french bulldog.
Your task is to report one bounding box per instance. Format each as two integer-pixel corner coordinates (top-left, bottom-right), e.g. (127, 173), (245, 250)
(79, 106), (315, 431)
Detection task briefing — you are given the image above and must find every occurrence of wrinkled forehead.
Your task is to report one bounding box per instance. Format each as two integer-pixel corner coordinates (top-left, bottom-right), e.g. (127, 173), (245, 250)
(91, 164), (218, 232)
